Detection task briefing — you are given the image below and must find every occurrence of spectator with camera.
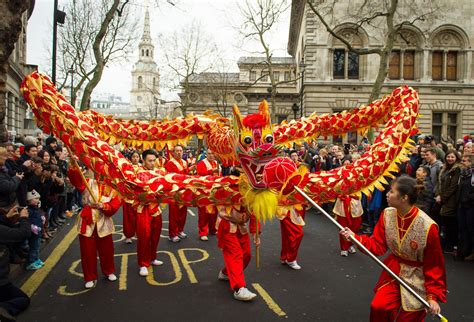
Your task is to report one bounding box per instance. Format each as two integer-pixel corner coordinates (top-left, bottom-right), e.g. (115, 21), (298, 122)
(0, 203), (31, 321)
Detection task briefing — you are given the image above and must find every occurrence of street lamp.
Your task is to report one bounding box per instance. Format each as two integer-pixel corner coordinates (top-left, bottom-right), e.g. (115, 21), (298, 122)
(68, 63), (74, 106)
(52, 0), (66, 84)
(299, 59), (306, 118)
(292, 103), (300, 121)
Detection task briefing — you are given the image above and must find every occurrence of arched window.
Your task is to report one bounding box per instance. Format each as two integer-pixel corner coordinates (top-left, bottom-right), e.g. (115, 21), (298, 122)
(153, 77), (156, 89)
(430, 26), (468, 81)
(388, 27), (424, 80)
(138, 76), (143, 89)
(330, 26), (367, 80)
(141, 49), (144, 56)
(146, 49), (149, 56)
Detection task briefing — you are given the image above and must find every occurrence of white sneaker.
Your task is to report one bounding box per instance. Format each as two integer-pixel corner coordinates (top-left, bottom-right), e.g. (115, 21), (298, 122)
(218, 270), (229, 281)
(233, 287), (257, 301)
(178, 232), (187, 239)
(107, 274), (117, 281)
(200, 236), (209, 241)
(340, 250), (349, 257)
(168, 236), (181, 243)
(287, 260), (301, 270)
(84, 280), (97, 289)
(125, 238), (133, 244)
(139, 266), (149, 276)
(348, 246), (356, 254)
(151, 259), (163, 266)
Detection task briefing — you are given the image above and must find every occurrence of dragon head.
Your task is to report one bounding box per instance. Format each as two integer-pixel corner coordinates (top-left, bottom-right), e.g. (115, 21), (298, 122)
(233, 100), (281, 189)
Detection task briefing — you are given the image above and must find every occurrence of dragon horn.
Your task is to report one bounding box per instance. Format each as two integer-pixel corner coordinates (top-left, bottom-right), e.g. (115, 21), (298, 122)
(258, 100), (271, 126)
(232, 104), (244, 130)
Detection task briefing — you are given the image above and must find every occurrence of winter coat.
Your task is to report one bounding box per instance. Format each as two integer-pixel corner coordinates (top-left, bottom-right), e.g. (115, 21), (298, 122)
(416, 177), (435, 215)
(457, 168), (474, 208)
(0, 167), (21, 208)
(0, 217), (31, 286)
(437, 163), (461, 217)
(428, 159), (443, 191)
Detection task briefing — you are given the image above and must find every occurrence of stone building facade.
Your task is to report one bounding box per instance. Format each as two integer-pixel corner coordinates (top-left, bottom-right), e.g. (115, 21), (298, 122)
(288, 0), (474, 144)
(4, 6), (37, 138)
(183, 57), (298, 123)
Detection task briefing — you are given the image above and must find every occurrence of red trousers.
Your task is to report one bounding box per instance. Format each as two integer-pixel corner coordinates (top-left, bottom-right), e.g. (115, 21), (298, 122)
(337, 215), (362, 251)
(198, 207), (217, 237)
(217, 220), (251, 291)
(79, 228), (115, 282)
(136, 212), (162, 267)
(280, 216), (304, 262)
(370, 282), (426, 321)
(168, 204), (187, 238)
(122, 202), (136, 239)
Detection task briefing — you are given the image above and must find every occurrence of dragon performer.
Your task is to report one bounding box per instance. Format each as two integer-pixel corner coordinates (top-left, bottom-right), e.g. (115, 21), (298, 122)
(21, 72), (418, 220)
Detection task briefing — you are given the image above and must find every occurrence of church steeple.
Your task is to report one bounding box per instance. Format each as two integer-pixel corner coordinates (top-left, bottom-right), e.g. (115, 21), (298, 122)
(139, 8), (154, 62)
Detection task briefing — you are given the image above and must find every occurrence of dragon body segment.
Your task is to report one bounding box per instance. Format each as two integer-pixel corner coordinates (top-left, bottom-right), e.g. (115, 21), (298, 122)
(21, 72), (418, 219)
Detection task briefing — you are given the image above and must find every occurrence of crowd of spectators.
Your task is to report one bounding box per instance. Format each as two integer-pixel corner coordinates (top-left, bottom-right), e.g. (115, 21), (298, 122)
(283, 133), (474, 261)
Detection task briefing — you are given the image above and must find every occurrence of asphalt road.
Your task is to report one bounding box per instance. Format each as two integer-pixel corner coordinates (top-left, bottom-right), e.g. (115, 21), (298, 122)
(15, 207), (474, 322)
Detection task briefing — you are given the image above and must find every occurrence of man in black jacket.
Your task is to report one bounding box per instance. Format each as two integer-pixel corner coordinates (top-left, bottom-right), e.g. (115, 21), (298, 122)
(0, 204), (31, 321)
(0, 148), (24, 209)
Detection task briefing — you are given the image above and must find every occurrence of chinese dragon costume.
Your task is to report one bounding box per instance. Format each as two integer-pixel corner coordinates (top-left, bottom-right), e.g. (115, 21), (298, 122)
(21, 72), (419, 221)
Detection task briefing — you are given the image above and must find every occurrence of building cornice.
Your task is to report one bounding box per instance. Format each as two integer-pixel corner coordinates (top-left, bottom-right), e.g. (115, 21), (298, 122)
(287, 0), (305, 57)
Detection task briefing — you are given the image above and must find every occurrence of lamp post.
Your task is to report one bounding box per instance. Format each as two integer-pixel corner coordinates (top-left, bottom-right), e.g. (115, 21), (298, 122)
(292, 103), (300, 121)
(68, 63), (74, 106)
(299, 59), (306, 118)
(52, 1), (66, 84)
(154, 97), (159, 119)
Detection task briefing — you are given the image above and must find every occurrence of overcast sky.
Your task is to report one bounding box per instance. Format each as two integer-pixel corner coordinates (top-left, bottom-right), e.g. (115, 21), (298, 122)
(27, 0), (292, 101)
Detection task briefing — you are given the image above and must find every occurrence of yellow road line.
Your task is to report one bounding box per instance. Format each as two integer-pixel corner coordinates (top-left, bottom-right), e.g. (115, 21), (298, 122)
(252, 283), (287, 317)
(21, 226), (78, 297)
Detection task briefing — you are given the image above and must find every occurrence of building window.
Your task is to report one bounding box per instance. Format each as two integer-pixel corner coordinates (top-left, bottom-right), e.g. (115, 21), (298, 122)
(388, 50), (415, 80)
(249, 71), (256, 82)
(260, 72), (268, 82)
(333, 49), (359, 79)
(141, 49), (144, 56)
(432, 51), (443, 80)
(273, 71), (280, 82)
(277, 115), (287, 123)
(432, 112), (458, 141)
(153, 77), (156, 89)
(404, 51), (415, 80)
(138, 76), (143, 89)
(432, 51), (458, 81)
(389, 51), (401, 79)
(446, 52), (457, 81)
(146, 49), (149, 57)
(284, 71), (291, 81)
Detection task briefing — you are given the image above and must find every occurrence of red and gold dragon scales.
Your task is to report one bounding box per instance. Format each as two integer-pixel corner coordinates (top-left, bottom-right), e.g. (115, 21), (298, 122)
(21, 72), (418, 220)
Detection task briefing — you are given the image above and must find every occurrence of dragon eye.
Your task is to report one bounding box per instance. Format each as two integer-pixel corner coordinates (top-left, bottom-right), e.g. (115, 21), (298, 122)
(265, 134), (273, 143)
(243, 136), (252, 145)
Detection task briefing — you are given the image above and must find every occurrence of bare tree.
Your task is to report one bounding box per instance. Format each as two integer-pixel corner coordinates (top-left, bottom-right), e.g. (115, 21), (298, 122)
(160, 21), (219, 115)
(306, 0), (442, 140)
(0, 0), (32, 142)
(56, 0), (139, 111)
(238, 0), (295, 122)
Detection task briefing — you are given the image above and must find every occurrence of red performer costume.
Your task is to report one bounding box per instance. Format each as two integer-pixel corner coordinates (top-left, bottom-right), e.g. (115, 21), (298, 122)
(165, 146), (189, 241)
(196, 155), (220, 240)
(154, 155), (167, 172)
(136, 150), (164, 276)
(353, 206), (446, 321)
(334, 196), (363, 255)
(122, 199), (136, 240)
(277, 205), (305, 269)
(217, 206), (259, 301)
(68, 167), (121, 288)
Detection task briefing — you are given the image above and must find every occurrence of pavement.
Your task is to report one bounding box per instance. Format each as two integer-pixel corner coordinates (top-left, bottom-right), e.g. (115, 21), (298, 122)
(13, 207), (474, 322)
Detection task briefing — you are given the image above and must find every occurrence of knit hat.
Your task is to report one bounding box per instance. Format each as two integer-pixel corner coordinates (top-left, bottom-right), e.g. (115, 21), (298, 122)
(27, 190), (41, 201)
